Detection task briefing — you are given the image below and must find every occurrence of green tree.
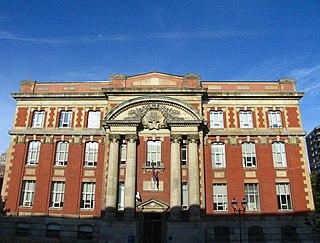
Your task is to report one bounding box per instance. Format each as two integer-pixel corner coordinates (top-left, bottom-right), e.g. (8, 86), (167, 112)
(306, 172), (320, 231)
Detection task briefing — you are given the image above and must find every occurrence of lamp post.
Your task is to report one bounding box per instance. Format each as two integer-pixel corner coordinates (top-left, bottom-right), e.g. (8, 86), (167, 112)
(231, 197), (247, 243)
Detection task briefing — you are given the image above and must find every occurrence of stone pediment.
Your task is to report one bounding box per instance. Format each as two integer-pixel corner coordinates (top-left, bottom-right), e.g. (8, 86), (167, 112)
(137, 198), (170, 212)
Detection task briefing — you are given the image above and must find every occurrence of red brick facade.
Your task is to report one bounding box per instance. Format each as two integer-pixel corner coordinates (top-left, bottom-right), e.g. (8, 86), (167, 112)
(1, 73), (313, 222)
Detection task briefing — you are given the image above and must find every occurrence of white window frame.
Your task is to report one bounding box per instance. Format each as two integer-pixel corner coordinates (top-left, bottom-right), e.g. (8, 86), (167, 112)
(59, 111), (72, 128)
(211, 143), (226, 168)
(213, 184), (228, 211)
(118, 182), (125, 211)
(181, 182), (188, 210)
(55, 141), (69, 166)
(242, 142), (256, 167)
(268, 111), (282, 128)
(84, 142), (98, 167)
(276, 183), (292, 210)
(146, 141), (161, 167)
(239, 110), (253, 128)
(32, 111), (45, 128)
(245, 183), (260, 211)
(272, 142), (287, 167)
(26, 141), (41, 165)
(210, 110), (224, 128)
(20, 180), (36, 207)
(50, 181), (65, 208)
(87, 111), (101, 128)
(81, 182), (95, 209)
(120, 144), (127, 165)
(181, 144), (187, 166)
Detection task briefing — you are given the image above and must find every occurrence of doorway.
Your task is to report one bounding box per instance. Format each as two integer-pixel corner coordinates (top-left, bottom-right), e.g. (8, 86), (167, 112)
(142, 213), (163, 243)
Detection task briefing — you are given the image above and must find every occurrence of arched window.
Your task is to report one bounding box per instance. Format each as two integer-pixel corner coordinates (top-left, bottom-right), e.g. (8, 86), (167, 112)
(26, 141), (41, 165)
(77, 224), (93, 240)
(211, 142), (226, 168)
(272, 142), (287, 167)
(46, 223), (61, 239)
(55, 141), (69, 166)
(248, 226), (264, 242)
(242, 142), (256, 167)
(84, 142), (99, 167)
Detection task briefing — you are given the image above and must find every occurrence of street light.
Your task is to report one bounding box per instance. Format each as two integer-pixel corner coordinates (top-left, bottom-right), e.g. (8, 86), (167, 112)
(231, 197), (247, 243)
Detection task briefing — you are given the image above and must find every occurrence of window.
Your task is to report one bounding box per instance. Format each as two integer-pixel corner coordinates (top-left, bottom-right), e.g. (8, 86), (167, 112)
(59, 111), (72, 128)
(55, 141), (69, 166)
(181, 144), (187, 166)
(240, 110), (253, 128)
(276, 183), (292, 210)
(26, 141), (41, 165)
(120, 144), (127, 165)
(50, 182), (65, 208)
(248, 226), (264, 243)
(213, 184), (228, 211)
(245, 184), (260, 211)
(118, 182), (125, 211)
(15, 222), (30, 237)
(20, 180), (36, 206)
(181, 182), (188, 210)
(87, 111), (101, 128)
(81, 182), (95, 209)
(242, 142), (256, 167)
(32, 111), (45, 128)
(281, 225), (297, 242)
(211, 143), (226, 168)
(214, 226), (230, 242)
(210, 111), (224, 128)
(77, 224), (93, 240)
(272, 142), (287, 167)
(146, 141), (161, 167)
(268, 110), (282, 128)
(46, 223), (61, 239)
(84, 142), (98, 167)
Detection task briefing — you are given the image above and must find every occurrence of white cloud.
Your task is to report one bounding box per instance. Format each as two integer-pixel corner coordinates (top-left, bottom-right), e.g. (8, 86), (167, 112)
(0, 30), (285, 44)
(288, 64), (320, 95)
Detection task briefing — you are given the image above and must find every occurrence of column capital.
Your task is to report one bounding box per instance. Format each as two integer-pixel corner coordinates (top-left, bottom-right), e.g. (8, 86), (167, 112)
(109, 134), (121, 143)
(125, 134), (138, 143)
(170, 134), (182, 143)
(187, 134), (199, 143)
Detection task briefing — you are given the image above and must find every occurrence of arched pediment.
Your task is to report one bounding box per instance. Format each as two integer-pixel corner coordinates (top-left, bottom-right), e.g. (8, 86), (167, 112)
(104, 96), (203, 128)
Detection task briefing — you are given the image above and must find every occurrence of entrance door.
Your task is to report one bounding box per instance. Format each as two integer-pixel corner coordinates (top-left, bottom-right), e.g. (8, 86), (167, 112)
(143, 213), (162, 243)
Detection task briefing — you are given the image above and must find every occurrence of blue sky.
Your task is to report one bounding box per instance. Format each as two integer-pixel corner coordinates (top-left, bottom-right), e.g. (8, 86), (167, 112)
(0, 1), (320, 153)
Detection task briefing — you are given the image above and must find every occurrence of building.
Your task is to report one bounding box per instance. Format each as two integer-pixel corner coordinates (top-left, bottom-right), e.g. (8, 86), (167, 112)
(0, 151), (6, 193)
(0, 72), (316, 242)
(306, 126), (320, 174)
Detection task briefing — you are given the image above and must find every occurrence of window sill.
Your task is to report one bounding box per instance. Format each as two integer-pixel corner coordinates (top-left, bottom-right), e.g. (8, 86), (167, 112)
(80, 208), (94, 211)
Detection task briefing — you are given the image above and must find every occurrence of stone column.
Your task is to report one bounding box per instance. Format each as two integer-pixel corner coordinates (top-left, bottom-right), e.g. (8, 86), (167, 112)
(105, 134), (120, 218)
(188, 135), (200, 220)
(124, 134), (138, 219)
(170, 135), (182, 219)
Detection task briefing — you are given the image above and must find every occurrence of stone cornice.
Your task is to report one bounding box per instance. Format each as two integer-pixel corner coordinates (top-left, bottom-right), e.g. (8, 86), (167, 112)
(206, 91), (304, 99)
(9, 129), (104, 136)
(11, 92), (106, 100)
(207, 128), (306, 136)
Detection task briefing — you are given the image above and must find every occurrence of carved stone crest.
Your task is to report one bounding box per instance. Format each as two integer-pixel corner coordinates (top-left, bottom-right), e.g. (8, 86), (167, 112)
(142, 109), (167, 130)
(126, 103), (184, 130)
